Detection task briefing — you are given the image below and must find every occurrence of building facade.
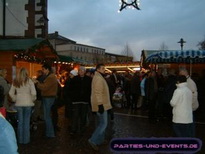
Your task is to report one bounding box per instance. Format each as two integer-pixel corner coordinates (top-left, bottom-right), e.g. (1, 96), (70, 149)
(48, 31), (105, 64)
(48, 31), (134, 65)
(0, 0), (48, 38)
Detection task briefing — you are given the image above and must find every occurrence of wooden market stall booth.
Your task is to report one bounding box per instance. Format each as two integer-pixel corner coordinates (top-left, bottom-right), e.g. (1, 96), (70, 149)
(0, 39), (58, 83)
(141, 49), (205, 77)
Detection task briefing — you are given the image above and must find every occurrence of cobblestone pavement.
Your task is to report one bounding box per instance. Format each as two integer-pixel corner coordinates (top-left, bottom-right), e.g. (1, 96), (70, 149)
(18, 106), (205, 154)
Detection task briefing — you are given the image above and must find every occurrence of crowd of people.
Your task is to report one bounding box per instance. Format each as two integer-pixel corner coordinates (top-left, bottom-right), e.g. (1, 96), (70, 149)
(0, 64), (204, 152)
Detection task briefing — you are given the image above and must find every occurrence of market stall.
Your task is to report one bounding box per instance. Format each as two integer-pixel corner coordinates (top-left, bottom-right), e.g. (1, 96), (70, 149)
(145, 50), (205, 76)
(0, 38), (58, 82)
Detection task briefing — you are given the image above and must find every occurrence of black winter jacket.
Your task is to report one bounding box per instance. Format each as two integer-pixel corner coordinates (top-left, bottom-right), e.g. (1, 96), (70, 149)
(69, 75), (92, 103)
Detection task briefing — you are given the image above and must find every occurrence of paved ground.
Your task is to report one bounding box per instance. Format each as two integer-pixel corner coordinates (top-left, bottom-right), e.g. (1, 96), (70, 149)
(18, 105), (205, 154)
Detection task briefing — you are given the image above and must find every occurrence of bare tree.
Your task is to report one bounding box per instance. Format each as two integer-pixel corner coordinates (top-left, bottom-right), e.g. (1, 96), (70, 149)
(159, 42), (168, 50)
(93, 51), (101, 64)
(197, 35), (205, 50)
(121, 43), (134, 61)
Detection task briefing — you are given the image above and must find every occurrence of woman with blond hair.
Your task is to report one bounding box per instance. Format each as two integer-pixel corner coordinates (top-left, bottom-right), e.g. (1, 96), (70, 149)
(9, 68), (36, 144)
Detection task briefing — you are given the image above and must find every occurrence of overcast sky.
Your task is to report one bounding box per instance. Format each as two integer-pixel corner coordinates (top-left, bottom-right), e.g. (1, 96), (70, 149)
(48, 0), (205, 60)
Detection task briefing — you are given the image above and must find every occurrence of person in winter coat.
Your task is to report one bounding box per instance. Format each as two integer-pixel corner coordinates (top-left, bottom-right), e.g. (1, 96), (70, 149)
(9, 68), (36, 144)
(0, 112), (18, 154)
(0, 84), (6, 117)
(69, 67), (91, 135)
(179, 68), (199, 137)
(63, 69), (78, 119)
(130, 72), (141, 110)
(179, 68), (199, 111)
(140, 73), (148, 110)
(36, 64), (58, 138)
(32, 70), (46, 122)
(170, 75), (194, 137)
(145, 71), (158, 122)
(0, 68), (10, 110)
(88, 64), (112, 151)
(1, 90), (17, 153)
(123, 72), (132, 109)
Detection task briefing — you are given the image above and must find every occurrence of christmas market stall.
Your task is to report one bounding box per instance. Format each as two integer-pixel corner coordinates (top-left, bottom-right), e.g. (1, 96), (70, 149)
(141, 49), (205, 76)
(0, 38), (58, 82)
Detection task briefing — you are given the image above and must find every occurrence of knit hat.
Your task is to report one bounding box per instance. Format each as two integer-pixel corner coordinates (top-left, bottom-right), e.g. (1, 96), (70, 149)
(70, 70), (78, 76)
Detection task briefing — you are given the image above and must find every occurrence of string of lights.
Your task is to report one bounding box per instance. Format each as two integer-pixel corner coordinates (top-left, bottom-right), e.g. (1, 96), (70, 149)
(13, 52), (58, 64)
(13, 52), (44, 63)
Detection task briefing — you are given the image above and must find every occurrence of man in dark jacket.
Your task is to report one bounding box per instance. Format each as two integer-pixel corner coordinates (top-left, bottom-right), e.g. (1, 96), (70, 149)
(130, 72), (141, 110)
(123, 72), (132, 109)
(32, 70), (46, 122)
(63, 70), (78, 119)
(69, 66), (92, 135)
(145, 71), (158, 122)
(110, 70), (120, 88)
(163, 69), (177, 119)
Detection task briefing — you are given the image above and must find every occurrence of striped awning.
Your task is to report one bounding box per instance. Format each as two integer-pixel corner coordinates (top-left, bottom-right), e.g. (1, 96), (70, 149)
(145, 50), (205, 64)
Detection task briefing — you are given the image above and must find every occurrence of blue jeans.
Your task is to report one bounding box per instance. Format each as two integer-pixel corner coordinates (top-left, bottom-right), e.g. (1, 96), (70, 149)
(89, 111), (108, 145)
(0, 116), (18, 154)
(42, 97), (55, 137)
(16, 106), (32, 144)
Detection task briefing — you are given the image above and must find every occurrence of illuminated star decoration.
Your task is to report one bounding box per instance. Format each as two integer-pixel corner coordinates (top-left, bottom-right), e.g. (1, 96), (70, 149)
(119, 0), (140, 12)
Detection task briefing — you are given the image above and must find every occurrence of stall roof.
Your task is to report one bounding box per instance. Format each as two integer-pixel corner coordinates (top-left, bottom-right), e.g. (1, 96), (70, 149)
(141, 50), (161, 58)
(140, 50), (162, 68)
(58, 55), (73, 62)
(0, 39), (46, 51)
(0, 38), (58, 61)
(0, 38), (58, 59)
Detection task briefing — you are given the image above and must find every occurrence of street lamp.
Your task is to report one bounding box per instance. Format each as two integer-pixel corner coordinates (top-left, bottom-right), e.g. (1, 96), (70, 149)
(178, 38), (186, 51)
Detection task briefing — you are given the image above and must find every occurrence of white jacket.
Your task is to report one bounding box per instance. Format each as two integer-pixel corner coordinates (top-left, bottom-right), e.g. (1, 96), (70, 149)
(170, 82), (193, 124)
(9, 79), (36, 107)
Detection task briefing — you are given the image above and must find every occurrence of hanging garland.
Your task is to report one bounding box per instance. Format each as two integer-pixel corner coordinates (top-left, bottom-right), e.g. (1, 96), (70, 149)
(13, 52), (46, 63)
(13, 39), (58, 64)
